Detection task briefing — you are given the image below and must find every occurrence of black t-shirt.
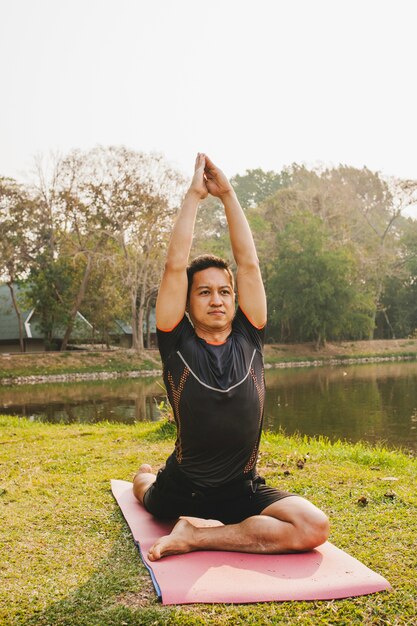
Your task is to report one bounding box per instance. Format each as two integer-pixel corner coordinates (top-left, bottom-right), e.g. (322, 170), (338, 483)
(157, 308), (265, 488)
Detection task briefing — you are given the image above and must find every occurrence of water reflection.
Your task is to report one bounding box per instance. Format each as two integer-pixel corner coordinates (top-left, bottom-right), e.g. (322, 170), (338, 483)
(264, 362), (417, 453)
(0, 377), (165, 424)
(1, 361), (417, 453)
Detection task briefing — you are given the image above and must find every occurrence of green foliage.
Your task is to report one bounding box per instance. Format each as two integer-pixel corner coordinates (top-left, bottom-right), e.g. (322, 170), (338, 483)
(26, 253), (78, 347)
(191, 195), (233, 261)
(377, 218), (417, 338)
(147, 417), (177, 440)
(230, 167), (290, 208)
(81, 247), (130, 345)
(2, 156), (417, 347)
(377, 276), (416, 338)
(267, 212), (374, 345)
(257, 164), (401, 341)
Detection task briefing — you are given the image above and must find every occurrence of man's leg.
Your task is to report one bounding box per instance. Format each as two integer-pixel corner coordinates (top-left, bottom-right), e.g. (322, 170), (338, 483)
(132, 464), (156, 503)
(147, 496), (329, 561)
(133, 464), (225, 527)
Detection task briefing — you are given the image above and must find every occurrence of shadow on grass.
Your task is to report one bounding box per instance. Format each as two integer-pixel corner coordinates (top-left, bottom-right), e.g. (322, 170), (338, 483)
(19, 511), (173, 626)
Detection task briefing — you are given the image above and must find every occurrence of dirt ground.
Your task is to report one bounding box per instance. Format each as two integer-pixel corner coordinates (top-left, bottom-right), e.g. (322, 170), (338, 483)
(0, 348), (161, 375)
(263, 337), (417, 360)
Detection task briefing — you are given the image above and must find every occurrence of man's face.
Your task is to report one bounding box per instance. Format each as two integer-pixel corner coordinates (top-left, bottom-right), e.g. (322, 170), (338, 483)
(188, 267), (235, 331)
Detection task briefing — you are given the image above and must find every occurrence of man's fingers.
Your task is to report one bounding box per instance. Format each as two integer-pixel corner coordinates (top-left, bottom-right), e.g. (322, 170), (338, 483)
(203, 155), (219, 180)
(204, 154), (215, 169)
(195, 152), (206, 171)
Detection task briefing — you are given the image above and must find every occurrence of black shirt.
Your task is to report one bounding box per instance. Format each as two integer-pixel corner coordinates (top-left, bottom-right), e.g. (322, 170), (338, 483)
(157, 307), (265, 488)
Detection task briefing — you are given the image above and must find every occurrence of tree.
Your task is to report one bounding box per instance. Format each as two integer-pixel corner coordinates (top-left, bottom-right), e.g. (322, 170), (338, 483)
(31, 146), (183, 352)
(26, 252), (79, 348)
(117, 192), (176, 352)
(81, 249), (129, 346)
(256, 164), (401, 339)
(191, 194), (232, 261)
(230, 168), (290, 209)
(191, 170), (290, 279)
(0, 177), (40, 351)
(268, 212), (374, 346)
(378, 213), (417, 338)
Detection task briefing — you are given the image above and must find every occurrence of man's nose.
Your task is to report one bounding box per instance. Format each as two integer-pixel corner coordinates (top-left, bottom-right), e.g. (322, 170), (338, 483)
(210, 291), (222, 305)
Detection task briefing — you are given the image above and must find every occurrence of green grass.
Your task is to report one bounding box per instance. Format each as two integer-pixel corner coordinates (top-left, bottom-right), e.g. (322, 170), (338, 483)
(1, 416), (416, 625)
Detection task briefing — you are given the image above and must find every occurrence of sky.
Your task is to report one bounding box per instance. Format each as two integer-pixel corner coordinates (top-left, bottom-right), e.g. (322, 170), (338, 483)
(1, 0), (416, 191)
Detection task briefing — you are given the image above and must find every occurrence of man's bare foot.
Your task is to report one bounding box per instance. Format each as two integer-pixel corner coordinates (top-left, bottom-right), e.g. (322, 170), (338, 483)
(147, 518), (198, 561)
(133, 463), (153, 479)
(181, 516), (224, 529)
(132, 464), (156, 503)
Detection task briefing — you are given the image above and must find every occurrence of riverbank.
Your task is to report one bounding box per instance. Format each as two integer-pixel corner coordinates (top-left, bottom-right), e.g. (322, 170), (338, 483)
(1, 338), (417, 385)
(1, 415), (415, 625)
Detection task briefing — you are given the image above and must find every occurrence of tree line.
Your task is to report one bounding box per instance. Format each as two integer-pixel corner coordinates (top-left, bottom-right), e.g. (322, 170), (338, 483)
(1, 145), (417, 351)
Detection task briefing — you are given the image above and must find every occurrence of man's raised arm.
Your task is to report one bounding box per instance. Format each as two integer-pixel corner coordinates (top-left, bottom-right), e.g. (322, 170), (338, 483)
(155, 153), (208, 331)
(204, 156), (267, 328)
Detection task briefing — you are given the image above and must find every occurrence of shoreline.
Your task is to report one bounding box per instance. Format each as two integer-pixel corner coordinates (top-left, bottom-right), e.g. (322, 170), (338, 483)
(1, 353), (415, 386)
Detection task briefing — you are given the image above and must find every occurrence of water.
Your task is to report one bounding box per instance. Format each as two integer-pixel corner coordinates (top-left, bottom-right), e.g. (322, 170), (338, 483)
(1, 361), (417, 454)
(0, 377), (166, 424)
(263, 362), (417, 453)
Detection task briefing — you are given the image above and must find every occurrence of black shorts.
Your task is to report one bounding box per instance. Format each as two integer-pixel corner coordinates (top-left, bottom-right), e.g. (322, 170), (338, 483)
(143, 457), (295, 525)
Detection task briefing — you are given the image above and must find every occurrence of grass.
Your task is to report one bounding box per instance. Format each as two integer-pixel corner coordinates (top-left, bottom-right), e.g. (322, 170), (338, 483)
(1, 416), (416, 625)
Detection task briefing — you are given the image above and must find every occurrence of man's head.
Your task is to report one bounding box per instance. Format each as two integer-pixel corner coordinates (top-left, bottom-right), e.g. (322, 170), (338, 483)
(186, 255), (236, 330)
(186, 255), (234, 299)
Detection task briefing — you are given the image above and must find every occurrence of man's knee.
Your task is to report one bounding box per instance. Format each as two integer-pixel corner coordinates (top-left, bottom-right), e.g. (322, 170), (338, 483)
(293, 509), (330, 551)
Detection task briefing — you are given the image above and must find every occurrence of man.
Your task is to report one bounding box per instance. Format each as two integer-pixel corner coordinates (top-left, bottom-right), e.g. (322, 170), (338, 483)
(133, 153), (329, 562)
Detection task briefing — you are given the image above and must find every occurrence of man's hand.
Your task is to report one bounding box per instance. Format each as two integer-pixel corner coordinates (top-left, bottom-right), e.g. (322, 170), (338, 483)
(188, 153), (209, 200)
(203, 155), (234, 199)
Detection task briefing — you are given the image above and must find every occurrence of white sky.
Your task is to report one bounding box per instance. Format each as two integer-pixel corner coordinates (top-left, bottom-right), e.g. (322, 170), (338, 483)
(1, 0), (416, 187)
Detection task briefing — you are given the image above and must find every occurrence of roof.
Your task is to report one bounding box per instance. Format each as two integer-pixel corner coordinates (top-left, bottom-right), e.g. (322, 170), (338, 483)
(113, 309), (156, 335)
(0, 284), (39, 340)
(114, 319), (133, 335)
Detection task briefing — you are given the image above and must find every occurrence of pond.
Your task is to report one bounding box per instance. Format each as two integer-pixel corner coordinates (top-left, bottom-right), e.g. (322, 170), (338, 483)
(1, 361), (417, 454)
(0, 377), (166, 424)
(263, 362), (417, 454)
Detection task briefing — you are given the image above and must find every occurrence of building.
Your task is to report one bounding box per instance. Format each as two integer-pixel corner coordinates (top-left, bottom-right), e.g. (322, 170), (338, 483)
(110, 309), (157, 349)
(0, 284), (92, 353)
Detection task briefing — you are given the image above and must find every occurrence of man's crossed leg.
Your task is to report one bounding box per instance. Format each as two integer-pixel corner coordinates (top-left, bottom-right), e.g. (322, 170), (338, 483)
(133, 465), (330, 562)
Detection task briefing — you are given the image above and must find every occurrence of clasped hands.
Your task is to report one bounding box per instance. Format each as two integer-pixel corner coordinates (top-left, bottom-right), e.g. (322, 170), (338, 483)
(189, 153), (234, 201)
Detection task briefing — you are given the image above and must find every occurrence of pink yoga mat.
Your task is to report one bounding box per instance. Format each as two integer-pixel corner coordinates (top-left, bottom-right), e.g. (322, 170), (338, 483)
(111, 479), (391, 605)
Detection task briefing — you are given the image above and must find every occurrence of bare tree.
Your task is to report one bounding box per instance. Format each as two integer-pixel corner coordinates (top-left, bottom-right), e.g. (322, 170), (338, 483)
(32, 146), (183, 351)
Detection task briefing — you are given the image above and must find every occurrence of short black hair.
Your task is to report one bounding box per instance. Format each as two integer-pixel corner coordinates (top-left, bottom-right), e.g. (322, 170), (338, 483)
(186, 254), (234, 298)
